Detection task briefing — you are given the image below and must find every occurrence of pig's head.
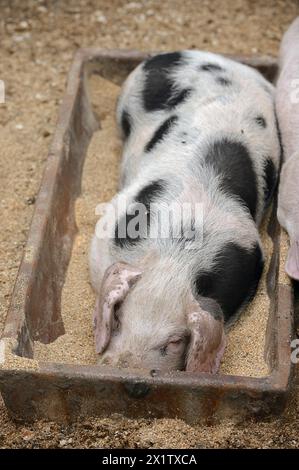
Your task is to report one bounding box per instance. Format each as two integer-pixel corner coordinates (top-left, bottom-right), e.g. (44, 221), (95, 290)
(93, 261), (225, 373)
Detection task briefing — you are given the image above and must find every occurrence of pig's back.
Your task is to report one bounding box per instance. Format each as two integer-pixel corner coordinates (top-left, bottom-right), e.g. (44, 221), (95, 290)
(117, 51), (281, 224)
(117, 50), (275, 150)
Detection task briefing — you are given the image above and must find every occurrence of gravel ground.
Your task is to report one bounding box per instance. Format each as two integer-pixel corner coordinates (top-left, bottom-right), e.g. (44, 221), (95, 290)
(0, 0), (299, 449)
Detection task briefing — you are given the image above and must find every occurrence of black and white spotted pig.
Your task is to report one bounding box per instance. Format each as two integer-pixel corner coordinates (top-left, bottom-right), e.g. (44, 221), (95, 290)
(90, 51), (282, 373)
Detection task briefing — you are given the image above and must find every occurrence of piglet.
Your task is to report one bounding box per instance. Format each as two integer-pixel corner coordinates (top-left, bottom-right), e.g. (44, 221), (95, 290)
(276, 17), (299, 280)
(90, 50), (281, 373)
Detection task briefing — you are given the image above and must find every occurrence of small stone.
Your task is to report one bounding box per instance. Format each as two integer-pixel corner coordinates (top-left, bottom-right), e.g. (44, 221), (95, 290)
(37, 5), (47, 13)
(15, 123), (24, 130)
(12, 35), (25, 43)
(13, 32), (31, 42)
(21, 429), (35, 441)
(59, 437), (73, 446)
(94, 11), (107, 24)
(25, 196), (36, 206)
(136, 14), (146, 22)
(35, 93), (47, 102)
(125, 2), (142, 10)
(43, 424), (51, 433)
(18, 21), (29, 30)
(42, 129), (51, 138)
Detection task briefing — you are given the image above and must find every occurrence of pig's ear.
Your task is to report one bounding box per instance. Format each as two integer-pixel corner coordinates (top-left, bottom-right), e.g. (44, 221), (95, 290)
(186, 297), (226, 374)
(93, 262), (142, 354)
(285, 240), (299, 281)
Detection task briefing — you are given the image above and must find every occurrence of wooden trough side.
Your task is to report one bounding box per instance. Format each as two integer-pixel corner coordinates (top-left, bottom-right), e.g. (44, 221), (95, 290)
(0, 49), (295, 424)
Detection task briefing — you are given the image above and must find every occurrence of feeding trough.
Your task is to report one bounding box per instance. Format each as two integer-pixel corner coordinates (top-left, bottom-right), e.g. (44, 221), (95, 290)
(0, 49), (295, 423)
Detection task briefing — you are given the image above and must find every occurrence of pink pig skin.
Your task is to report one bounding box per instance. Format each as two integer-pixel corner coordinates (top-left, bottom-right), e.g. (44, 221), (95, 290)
(276, 17), (299, 280)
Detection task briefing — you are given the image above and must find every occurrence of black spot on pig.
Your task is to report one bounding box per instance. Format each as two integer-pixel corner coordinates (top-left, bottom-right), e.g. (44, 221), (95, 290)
(167, 88), (192, 108)
(215, 76), (232, 86)
(145, 115), (178, 152)
(114, 180), (165, 248)
(255, 115), (267, 128)
(204, 138), (258, 219)
(114, 211), (141, 249)
(200, 63), (224, 72)
(194, 242), (264, 321)
(263, 158), (277, 206)
(144, 52), (183, 71)
(143, 52), (191, 111)
(135, 179), (166, 240)
(135, 179), (165, 210)
(121, 110), (132, 139)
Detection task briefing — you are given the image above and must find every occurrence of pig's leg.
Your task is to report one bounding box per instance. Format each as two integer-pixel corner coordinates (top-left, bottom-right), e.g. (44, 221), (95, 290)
(275, 17), (299, 279)
(275, 62), (299, 161)
(285, 240), (299, 281)
(275, 17), (299, 160)
(277, 151), (299, 280)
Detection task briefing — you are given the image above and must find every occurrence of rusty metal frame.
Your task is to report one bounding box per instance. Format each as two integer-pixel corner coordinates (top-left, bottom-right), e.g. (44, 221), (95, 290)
(0, 49), (295, 423)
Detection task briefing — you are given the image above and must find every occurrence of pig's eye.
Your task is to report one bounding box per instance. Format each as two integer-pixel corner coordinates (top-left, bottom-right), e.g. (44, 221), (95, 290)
(160, 337), (184, 356)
